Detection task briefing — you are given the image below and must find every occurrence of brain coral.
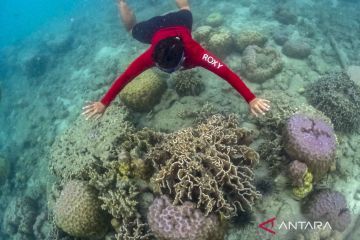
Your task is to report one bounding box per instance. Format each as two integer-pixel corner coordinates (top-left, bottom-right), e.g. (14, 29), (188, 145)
(120, 70), (167, 112)
(235, 30), (267, 52)
(53, 180), (108, 239)
(148, 114), (261, 218)
(171, 69), (204, 96)
(305, 71), (360, 132)
(241, 45), (283, 83)
(147, 195), (224, 240)
(282, 40), (311, 59)
(205, 12), (224, 27)
(208, 27), (234, 58)
(304, 190), (351, 232)
(283, 114), (337, 181)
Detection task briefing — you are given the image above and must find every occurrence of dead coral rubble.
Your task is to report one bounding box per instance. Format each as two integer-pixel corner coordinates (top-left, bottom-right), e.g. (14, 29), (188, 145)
(148, 114), (261, 218)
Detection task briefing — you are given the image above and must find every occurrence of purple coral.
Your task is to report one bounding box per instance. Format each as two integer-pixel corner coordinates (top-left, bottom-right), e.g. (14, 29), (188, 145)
(288, 160), (308, 187)
(305, 190), (351, 232)
(283, 114), (336, 181)
(147, 195), (223, 240)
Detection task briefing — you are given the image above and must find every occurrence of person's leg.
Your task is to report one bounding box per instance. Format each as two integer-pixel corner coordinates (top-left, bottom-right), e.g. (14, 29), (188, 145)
(175, 0), (190, 10)
(118, 0), (136, 32)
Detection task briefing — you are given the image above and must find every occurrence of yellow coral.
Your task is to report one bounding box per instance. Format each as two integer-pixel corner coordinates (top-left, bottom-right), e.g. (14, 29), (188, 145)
(292, 171), (313, 199)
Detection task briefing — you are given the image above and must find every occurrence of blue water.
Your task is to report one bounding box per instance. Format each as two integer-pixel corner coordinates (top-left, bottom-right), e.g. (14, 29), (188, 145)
(1, 0), (360, 239)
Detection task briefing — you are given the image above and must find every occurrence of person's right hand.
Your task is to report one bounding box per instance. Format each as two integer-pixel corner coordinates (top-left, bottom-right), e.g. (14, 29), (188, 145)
(82, 101), (107, 120)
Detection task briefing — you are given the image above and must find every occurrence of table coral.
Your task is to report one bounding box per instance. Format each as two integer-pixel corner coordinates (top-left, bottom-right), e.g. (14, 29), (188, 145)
(241, 45), (283, 83)
(148, 114), (260, 218)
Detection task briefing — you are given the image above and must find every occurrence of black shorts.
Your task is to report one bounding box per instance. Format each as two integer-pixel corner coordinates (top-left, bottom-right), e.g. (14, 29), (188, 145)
(132, 10), (193, 44)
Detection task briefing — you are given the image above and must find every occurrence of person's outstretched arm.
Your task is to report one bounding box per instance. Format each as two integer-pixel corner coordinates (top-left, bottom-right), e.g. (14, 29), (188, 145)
(189, 42), (270, 117)
(82, 49), (154, 120)
(118, 0), (137, 31)
(176, 0), (191, 10)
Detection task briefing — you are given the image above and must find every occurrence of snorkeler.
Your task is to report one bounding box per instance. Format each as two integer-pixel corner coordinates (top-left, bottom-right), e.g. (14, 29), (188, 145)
(83, 0), (270, 119)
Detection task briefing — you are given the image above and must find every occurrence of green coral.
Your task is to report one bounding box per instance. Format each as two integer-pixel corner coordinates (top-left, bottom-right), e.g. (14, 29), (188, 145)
(148, 114), (261, 218)
(305, 71), (360, 132)
(208, 27), (234, 58)
(172, 69), (205, 96)
(120, 70), (167, 112)
(235, 30), (267, 52)
(53, 180), (108, 239)
(292, 171), (313, 199)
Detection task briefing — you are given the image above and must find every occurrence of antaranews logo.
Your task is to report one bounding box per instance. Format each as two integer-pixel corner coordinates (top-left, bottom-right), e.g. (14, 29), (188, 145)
(256, 217), (332, 239)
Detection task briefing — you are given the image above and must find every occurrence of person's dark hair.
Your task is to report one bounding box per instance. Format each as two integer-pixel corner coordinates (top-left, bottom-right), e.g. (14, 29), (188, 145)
(152, 37), (184, 69)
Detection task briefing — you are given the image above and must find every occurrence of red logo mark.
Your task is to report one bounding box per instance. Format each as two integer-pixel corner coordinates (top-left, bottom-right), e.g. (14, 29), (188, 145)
(258, 217), (276, 235)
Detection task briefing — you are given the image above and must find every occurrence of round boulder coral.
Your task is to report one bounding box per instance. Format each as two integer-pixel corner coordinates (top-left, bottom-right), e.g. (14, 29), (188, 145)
(193, 26), (213, 44)
(283, 114), (337, 181)
(53, 180), (108, 239)
(304, 190), (351, 232)
(208, 27), (234, 58)
(235, 31), (267, 52)
(282, 40), (311, 59)
(172, 69), (204, 96)
(147, 195), (224, 240)
(205, 12), (224, 27)
(241, 45), (283, 83)
(120, 70), (167, 112)
(305, 71), (360, 132)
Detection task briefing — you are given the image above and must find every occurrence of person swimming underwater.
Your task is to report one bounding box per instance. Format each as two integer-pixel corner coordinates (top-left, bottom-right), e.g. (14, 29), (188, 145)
(83, 0), (270, 119)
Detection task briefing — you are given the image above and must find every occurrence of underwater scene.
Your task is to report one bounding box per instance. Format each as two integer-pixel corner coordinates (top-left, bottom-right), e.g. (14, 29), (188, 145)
(0, 0), (360, 239)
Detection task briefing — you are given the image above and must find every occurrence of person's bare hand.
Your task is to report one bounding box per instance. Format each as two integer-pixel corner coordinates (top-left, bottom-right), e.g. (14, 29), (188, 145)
(249, 98), (270, 117)
(82, 101), (107, 120)
(176, 0), (190, 10)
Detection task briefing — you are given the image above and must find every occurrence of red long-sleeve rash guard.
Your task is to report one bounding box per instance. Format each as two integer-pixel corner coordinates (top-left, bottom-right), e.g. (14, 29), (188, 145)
(100, 26), (256, 106)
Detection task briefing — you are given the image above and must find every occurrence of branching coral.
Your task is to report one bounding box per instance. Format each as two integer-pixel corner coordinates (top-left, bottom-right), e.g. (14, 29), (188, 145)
(148, 114), (260, 218)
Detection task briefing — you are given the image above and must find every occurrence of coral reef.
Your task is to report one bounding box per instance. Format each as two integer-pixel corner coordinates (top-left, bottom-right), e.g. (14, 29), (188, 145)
(205, 12), (224, 27)
(112, 218), (152, 240)
(294, 228), (343, 240)
(235, 30), (267, 52)
(0, 155), (9, 186)
(22, 52), (50, 78)
(283, 114), (337, 181)
(50, 105), (132, 180)
(53, 180), (108, 238)
(120, 70), (167, 112)
(148, 114), (260, 217)
(305, 72), (360, 132)
(171, 69), (205, 96)
(241, 45), (283, 83)
(2, 196), (37, 238)
(208, 27), (234, 58)
(288, 160), (308, 187)
(272, 29), (289, 46)
(192, 26), (213, 45)
(282, 40), (311, 59)
(147, 195), (224, 240)
(274, 6), (297, 25)
(304, 190), (351, 232)
(45, 32), (74, 54)
(292, 171), (313, 199)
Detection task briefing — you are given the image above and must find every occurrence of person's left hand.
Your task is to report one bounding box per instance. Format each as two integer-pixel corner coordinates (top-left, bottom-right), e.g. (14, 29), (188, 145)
(249, 98), (271, 117)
